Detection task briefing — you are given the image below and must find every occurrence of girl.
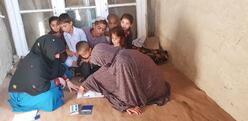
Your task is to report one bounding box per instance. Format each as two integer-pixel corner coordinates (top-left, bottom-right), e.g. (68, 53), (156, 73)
(48, 16), (67, 62)
(48, 16), (61, 36)
(110, 26), (125, 47)
(120, 13), (134, 49)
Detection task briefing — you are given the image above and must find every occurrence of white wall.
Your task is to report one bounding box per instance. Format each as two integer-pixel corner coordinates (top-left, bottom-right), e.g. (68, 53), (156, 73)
(153, 0), (248, 121)
(0, 6), (13, 84)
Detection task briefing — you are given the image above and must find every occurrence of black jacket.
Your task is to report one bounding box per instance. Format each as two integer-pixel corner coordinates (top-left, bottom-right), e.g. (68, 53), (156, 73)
(9, 34), (66, 96)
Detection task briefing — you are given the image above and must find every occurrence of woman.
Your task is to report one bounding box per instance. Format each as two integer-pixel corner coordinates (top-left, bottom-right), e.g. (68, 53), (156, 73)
(8, 34), (78, 112)
(78, 43), (170, 115)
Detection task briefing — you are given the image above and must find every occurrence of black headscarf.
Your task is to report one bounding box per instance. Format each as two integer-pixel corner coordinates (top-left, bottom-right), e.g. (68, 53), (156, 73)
(9, 34), (66, 96)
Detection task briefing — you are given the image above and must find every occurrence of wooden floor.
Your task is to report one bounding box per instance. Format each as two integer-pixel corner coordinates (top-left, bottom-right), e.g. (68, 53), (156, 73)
(0, 64), (235, 121)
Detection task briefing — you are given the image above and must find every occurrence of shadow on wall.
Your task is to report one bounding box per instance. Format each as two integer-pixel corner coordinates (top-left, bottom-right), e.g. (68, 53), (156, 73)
(170, 12), (199, 83)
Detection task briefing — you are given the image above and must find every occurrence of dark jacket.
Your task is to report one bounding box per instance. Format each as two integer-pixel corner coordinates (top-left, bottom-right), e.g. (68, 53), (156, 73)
(9, 34), (66, 96)
(124, 29), (133, 49)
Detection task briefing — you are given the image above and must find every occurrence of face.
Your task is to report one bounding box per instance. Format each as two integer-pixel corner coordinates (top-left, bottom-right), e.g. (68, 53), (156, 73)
(111, 33), (121, 47)
(93, 23), (107, 37)
(108, 18), (119, 30)
(50, 20), (60, 33)
(121, 18), (132, 31)
(60, 22), (73, 33)
(77, 48), (92, 60)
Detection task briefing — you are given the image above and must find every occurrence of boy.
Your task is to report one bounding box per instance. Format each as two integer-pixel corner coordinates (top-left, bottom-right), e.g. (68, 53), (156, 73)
(76, 41), (100, 80)
(107, 14), (120, 30)
(105, 14), (120, 43)
(59, 13), (87, 67)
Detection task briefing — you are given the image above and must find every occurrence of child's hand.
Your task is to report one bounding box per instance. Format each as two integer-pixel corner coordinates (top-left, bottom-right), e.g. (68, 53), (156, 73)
(66, 49), (74, 56)
(68, 51), (74, 56)
(71, 61), (78, 67)
(58, 77), (66, 88)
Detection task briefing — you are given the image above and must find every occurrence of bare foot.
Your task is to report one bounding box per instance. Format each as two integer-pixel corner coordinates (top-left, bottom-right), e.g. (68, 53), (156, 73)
(126, 106), (142, 115)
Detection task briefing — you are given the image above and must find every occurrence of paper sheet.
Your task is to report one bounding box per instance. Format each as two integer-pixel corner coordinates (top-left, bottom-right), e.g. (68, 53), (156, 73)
(12, 110), (39, 121)
(77, 91), (104, 99)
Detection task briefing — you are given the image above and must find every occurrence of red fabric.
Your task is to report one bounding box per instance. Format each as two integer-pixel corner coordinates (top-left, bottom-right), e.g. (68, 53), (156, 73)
(62, 75), (68, 81)
(53, 78), (60, 86)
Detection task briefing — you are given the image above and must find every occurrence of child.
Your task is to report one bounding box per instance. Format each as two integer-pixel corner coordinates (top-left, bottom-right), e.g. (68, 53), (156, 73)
(120, 13), (134, 49)
(107, 14), (120, 30)
(109, 26), (125, 47)
(83, 17), (109, 48)
(105, 14), (120, 42)
(76, 41), (100, 80)
(48, 16), (67, 62)
(59, 13), (87, 67)
(110, 26), (169, 65)
(48, 16), (60, 35)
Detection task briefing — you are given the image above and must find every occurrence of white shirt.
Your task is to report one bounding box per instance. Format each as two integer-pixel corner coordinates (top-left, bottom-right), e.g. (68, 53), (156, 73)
(63, 26), (87, 52)
(63, 26), (87, 67)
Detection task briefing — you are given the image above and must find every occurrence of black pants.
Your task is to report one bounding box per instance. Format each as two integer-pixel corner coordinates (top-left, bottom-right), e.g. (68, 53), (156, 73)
(78, 62), (100, 79)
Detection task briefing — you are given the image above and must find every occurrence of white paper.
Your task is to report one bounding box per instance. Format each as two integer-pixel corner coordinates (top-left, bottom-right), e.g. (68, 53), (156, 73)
(12, 110), (39, 121)
(77, 91), (104, 99)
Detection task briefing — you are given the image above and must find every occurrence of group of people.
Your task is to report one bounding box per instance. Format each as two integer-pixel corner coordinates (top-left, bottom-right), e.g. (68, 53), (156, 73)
(8, 12), (170, 115)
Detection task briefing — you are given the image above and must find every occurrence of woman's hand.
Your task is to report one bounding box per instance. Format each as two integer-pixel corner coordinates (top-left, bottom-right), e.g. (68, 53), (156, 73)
(66, 79), (79, 92)
(126, 106), (142, 115)
(78, 86), (85, 94)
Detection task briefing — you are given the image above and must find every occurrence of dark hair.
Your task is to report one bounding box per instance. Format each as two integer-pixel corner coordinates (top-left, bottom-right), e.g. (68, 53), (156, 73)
(58, 13), (72, 23)
(110, 26), (125, 47)
(49, 16), (59, 25)
(76, 41), (90, 52)
(121, 13), (134, 24)
(107, 14), (119, 21)
(94, 19), (108, 26)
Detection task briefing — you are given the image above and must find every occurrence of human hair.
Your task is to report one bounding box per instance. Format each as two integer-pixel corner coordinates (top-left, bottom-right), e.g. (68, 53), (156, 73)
(49, 16), (59, 25)
(76, 41), (90, 53)
(110, 26), (125, 47)
(107, 14), (119, 22)
(58, 13), (72, 24)
(121, 13), (134, 24)
(94, 19), (108, 26)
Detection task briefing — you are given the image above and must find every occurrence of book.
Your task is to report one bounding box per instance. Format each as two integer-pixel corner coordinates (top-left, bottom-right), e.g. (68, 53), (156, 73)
(69, 104), (94, 115)
(69, 104), (79, 115)
(80, 105), (93, 115)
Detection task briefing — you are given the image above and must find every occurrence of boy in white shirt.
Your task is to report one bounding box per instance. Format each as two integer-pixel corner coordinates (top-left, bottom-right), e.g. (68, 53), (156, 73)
(59, 13), (87, 67)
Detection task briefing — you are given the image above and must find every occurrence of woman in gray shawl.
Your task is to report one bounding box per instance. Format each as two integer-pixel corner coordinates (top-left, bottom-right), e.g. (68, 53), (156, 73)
(78, 43), (170, 115)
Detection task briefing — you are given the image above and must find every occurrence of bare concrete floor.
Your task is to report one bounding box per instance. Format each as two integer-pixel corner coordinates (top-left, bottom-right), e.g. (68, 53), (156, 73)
(0, 63), (235, 121)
